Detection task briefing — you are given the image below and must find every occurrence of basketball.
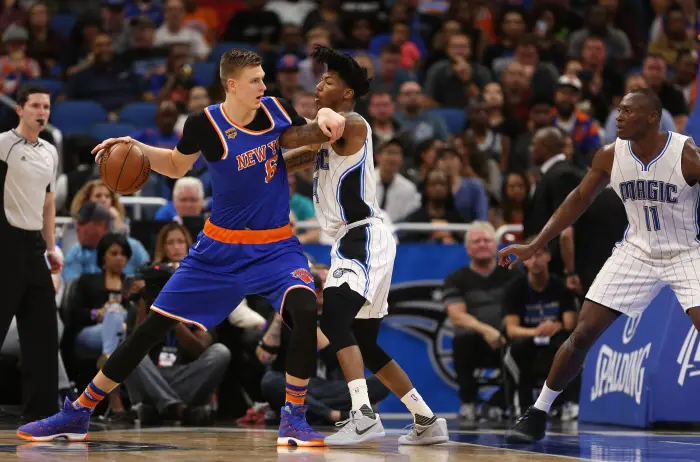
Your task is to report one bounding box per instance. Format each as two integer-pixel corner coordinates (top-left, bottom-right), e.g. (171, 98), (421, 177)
(99, 142), (151, 195)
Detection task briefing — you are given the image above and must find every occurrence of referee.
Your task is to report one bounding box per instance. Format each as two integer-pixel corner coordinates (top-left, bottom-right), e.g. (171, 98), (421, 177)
(0, 84), (60, 420)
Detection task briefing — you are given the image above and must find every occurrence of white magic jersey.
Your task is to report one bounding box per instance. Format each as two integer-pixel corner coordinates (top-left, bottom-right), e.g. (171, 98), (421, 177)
(587, 131), (700, 315)
(610, 131), (697, 259)
(312, 116), (395, 318)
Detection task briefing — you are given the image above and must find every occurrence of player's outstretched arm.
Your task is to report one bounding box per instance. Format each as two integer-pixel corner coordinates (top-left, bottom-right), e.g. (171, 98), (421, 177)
(498, 143), (615, 269)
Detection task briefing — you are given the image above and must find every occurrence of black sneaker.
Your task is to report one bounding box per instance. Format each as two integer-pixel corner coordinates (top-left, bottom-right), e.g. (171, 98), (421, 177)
(504, 406), (547, 443)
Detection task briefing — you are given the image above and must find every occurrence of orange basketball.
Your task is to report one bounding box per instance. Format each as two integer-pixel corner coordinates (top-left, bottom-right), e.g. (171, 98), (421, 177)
(99, 142), (151, 195)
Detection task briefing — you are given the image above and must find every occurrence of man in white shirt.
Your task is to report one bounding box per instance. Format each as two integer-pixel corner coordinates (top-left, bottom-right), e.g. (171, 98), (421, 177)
(375, 139), (421, 222)
(155, 0), (210, 60)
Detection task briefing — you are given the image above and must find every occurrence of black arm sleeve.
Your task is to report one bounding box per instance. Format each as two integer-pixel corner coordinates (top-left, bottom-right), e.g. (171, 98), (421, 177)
(277, 98), (307, 126)
(176, 111), (226, 162)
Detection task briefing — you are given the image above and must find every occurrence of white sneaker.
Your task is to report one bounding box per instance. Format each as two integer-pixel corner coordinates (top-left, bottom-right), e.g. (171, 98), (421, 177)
(324, 405), (385, 446)
(398, 416), (449, 445)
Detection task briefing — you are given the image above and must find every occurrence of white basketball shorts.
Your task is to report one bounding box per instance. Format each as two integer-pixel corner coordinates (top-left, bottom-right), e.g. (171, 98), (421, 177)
(586, 244), (700, 315)
(324, 219), (396, 319)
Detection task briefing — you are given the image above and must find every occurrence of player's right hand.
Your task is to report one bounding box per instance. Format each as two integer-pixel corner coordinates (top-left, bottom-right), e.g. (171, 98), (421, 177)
(498, 243), (537, 270)
(316, 107), (345, 143)
(91, 136), (133, 163)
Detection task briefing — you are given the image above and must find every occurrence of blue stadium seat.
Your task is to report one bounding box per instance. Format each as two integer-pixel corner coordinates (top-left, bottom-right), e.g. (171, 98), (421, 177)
(25, 79), (63, 98)
(193, 61), (216, 86)
(208, 42), (259, 62)
(89, 122), (137, 142)
(119, 102), (158, 129)
(50, 101), (107, 136)
(426, 108), (467, 136)
(50, 13), (76, 38)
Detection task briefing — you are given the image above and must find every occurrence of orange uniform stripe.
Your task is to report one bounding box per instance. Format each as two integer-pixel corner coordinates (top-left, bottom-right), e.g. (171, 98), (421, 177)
(203, 219), (293, 244)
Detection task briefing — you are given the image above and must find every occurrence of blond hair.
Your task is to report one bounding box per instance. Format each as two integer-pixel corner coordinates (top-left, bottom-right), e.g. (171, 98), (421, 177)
(465, 221), (496, 243)
(70, 179), (125, 220)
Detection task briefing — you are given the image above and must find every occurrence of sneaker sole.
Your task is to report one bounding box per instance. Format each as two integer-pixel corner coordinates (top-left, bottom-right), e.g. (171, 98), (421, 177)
(324, 431), (386, 446)
(399, 434), (449, 446)
(276, 437), (326, 447)
(17, 431), (88, 442)
(504, 429), (543, 444)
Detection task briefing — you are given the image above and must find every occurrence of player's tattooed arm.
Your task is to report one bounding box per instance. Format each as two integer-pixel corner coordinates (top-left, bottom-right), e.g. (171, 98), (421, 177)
(283, 144), (321, 173)
(280, 122), (331, 148)
(332, 113), (368, 156)
(680, 137), (700, 186)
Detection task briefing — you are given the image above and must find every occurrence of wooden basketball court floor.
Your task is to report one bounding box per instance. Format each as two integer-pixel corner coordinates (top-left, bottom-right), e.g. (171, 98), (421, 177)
(1, 421), (700, 461)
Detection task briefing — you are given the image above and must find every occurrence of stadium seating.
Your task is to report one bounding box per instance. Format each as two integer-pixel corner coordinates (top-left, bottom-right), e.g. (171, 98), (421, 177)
(426, 108), (468, 136)
(89, 122), (138, 142)
(50, 100), (107, 136)
(193, 61), (217, 87)
(119, 102), (158, 129)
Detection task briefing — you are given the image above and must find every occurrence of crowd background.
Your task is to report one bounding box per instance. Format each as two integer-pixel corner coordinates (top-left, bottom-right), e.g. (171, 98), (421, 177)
(0, 0), (698, 426)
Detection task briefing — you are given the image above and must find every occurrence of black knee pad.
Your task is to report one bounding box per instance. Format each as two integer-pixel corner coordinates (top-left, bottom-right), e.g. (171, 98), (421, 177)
(283, 287), (318, 379)
(102, 311), (178, 383)
(320, 284), (365, 351)
(353, 318), (392, 374)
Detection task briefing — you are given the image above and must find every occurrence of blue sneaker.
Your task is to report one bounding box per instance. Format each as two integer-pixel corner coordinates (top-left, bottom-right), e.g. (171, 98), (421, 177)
(17, 398), (91, 442)
(277, 404), (326, 447)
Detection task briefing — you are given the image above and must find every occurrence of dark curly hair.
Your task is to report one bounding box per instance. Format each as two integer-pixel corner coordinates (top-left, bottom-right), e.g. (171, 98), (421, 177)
(310, 45), (371, 100)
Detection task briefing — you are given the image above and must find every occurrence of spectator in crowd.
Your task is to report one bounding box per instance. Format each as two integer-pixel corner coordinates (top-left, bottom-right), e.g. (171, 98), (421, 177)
(266, 0), (316, 28)
(152, 222), (193, 264)
(64, 233), (133, 418)
(154, 176), (206, 223)
(301, 0), (343, 44)
(407, 138), (442, 185)
(674, 50), (698, 109)
(375, 138), (421, 223)
(444, 221), (517, 423)
(649, 0), (700, 44)
(155, 0), (210, 60)
(101, 0), (131, 54)
(258, 266), (389, 423)
(493, 34), (559, 100)
(183, 0), (219, 44)
(175, 85), (211, 132)
(511, 95), (554, 174)
(482, 7), (528, 71)
(454, 135), (502, 206)
(70, 179), (129, 234)
(567, 4), (632, 60)
(124, 15), (168, 78)
(482, 82), (518, 140)
(370, 43), (415, 99)
(495, 172), (529, 243)
(288, 173), (320, 244)
(63, 15), (103, 76)
(529, 3), (569, 70)
(292, 91), (317, 121)
(63, 202), (150, 283)
(642, 54), (689, 131)
(298, 27), (331, 93)
(402, 169), (463, 244)
(435, 146), (489, 224)
(344, 17), (373, 51)
(395, 81), (450, 154)
(502, 239), (578, 415)
(26, 2), (67, 78)
(367, 91), (399, 148)
(223, 0), (282, 47)
(422, 19), (462, 72)
(0, 0), (26, 33)
(604, 74), (676, 144)
(500, 61), (533, 128)
(147, 44), (197, 105)
(267, 54), (301, 102)
(523, 127), (584, 277)
(552, 75), (601, 166)
(125, 262), (231, 425)
(125, 0), (164, 26)
(466, 98), (510, 172)
(391, 21), (421, 71)
(0, 25), (40, 96)
(647, 3), (699, 68)
(426, 32), (492, 109)
(278, 23), (305, 57)
(64, 32), (150, 112)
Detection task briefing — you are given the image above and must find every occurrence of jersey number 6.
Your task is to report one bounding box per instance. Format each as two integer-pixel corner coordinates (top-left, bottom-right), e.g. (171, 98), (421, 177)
(265, 155), (278, 183)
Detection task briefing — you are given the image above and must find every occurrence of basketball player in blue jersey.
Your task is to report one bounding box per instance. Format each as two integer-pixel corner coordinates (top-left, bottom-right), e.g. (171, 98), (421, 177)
(500, 88), (700, 443)
(18, 49), (346, 447)
(284, 46), (448, 446)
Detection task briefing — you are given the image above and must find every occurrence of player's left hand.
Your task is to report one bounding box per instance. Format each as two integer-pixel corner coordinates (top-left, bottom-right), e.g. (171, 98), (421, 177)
(47, 249), (63, 274)
(317, 108), (345, 143)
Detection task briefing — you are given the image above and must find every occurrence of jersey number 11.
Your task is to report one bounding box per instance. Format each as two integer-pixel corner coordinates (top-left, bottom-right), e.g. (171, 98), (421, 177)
(644, 205), (661, 231)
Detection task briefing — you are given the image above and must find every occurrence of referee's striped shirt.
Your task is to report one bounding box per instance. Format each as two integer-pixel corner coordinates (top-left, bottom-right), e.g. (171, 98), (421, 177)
(0, 129), (58, 231)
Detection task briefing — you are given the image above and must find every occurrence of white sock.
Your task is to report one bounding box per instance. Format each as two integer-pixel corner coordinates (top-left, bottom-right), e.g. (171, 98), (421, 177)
(401, 389), (434, 419)
(533, 382), (562, 413)
(348, 378), (372, 410)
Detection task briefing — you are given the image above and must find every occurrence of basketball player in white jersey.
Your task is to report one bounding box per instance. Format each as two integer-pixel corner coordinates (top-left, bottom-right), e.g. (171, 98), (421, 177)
(285, 46), (449, 446)
(499, 87), (700, 443)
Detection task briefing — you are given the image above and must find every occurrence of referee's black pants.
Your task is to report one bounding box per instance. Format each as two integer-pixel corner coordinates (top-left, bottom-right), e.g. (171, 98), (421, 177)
(0, 225), (58, 419)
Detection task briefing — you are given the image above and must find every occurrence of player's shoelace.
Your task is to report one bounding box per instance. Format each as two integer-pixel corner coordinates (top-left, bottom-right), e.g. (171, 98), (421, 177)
(333, 411), (361, 432)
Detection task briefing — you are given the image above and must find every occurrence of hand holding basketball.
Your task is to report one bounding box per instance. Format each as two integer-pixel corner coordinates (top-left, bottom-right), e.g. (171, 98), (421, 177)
(92, 136), (133, 163)
(97, 138), (151, 195)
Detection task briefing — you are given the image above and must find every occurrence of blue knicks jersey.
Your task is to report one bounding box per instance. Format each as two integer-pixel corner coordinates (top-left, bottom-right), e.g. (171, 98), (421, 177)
(203, 97), (293, 230)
